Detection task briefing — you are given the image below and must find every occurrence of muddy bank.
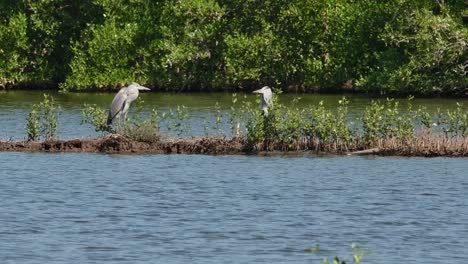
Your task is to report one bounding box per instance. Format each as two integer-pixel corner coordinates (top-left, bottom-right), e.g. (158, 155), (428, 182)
(0, 135), (246, 155)
(1, 134), (468, 157)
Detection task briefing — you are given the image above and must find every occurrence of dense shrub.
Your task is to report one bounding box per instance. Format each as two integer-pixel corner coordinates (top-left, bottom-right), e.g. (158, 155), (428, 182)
(1, 0), (466, 95)
(357, 8), (468, 95)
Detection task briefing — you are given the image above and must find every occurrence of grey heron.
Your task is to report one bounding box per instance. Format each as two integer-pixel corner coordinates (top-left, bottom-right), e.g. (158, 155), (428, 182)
(107, 82), (151, 127)
(253, 86), (273, 116)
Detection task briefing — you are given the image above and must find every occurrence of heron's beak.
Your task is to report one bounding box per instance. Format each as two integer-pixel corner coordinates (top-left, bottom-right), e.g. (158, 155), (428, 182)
(252, 88), (262, 94)
(139, 86), (151, 91)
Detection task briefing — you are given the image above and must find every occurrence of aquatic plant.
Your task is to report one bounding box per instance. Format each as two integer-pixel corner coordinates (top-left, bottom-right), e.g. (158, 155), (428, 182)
(240, 94), (358, 152)
(321, 243), (370, 264)
(211, 102), (224, 137)
(436, 103), (468, 137)
(123, 123), (160, 143)
(26, 109), (40, 141)
(303, 98), (355, 151)
(361, 98), (417, 142)
(26, 94), (59, 141)
(81, 104), (109, 133)
(165, 105), (191, 137)
(124, 107), (162, 143)
(229, 93), (242, 137)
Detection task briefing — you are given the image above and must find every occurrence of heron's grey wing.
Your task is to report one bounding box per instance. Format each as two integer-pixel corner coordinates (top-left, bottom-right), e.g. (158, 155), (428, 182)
(108, 90), (128, 124)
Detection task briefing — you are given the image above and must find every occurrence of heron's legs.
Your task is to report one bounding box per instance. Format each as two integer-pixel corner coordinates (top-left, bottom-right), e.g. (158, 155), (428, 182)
(123, 112), (128, 129)
(115, 112), (128, 134)
(115, 115), (124, 134)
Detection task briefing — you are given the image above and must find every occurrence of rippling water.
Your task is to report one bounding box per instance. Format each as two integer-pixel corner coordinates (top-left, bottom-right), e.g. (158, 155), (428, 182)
(1, 153), (467, 264)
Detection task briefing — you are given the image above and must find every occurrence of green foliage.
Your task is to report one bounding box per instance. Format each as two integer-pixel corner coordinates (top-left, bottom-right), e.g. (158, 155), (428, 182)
(358, 8), (468, 95)
(306, 98), (354, 146)
(304, 244), (320, 253)
(1, 1), (466, 94)
(62, 19), (140, 90)
(81, 104), (109, 133)
(436, 103), (468, 137)
(38, 94), (59, 140)
(26, 94), (59, 141)
(211, 102), (224, 137)
(0, 13), (29, 83)
(156, 0), (226, 89)
(123, 112), (161, 143)
(322, 243), (370, 264)
(116, 102), (162, 143)
(229, 93), (242, 137)
(242, 94), (356, 150)
(235, 94), (468, 150)
(0, 1), (103, 85)
(26, 108), (40, 141)
(361, 99), (416, 142)
(224, 30), (280, 87)
(166, 105), (191, 137)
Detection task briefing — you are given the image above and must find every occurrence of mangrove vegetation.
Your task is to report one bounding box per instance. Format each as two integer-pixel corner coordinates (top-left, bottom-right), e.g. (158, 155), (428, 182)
(0, 0), (467, 95)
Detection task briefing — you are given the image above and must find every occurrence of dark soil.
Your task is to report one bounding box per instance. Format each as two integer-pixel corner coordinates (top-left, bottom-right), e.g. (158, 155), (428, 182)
(0, 135), (247, 155)
(1, 134), (467, 157)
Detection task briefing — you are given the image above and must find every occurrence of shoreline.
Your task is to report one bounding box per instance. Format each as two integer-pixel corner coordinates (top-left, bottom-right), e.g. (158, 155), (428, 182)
(1, 135), (467, 157)
(1, 82), (467, 98)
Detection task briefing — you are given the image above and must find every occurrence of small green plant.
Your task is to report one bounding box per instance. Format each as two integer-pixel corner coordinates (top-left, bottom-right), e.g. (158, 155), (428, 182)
(26, 108), (40, 141)
(123, 122), (161, 143)
(26, 94), (59, 141)
(361, 98), (416, 142)
(280, 100), (306, 147)
(229, 93), (241, 137)
(305, 99), (354, 146)
(351, 243), (370, 263)
(124, 108), (162, 142)
(81, 104), (109, 133)
(39, 94), (59, 140)
(322, 243), (370, 264)
(418, 107), (433, 130)
(212, 102), (224, 137)
(148, 109), (161, 130)
(361, 100), (386, 142)
(166, 105), (191, 137)
(436, 103), (468, 137)
(126, 97), (146, 124)
(304, 244), (320, 253)
(201, 116), (209, 136)
(305, 97), (354, 147)
(323, 257), (346, 264)
(245, 105), (265, 144)
(334, 97), (354, 144)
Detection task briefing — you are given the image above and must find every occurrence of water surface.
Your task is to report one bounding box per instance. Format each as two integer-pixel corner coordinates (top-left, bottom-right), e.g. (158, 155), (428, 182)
(0, 153), (467, 263)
